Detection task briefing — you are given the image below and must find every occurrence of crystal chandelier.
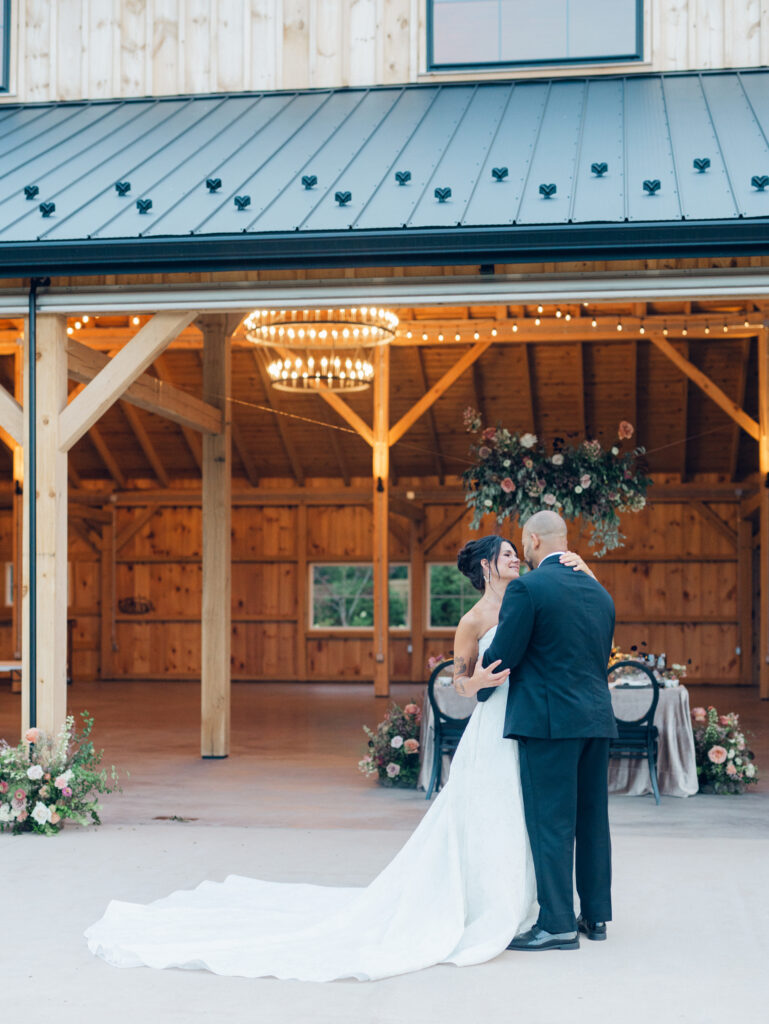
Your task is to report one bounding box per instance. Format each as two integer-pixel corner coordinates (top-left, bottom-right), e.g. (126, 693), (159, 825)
(244, 306), (398, 392)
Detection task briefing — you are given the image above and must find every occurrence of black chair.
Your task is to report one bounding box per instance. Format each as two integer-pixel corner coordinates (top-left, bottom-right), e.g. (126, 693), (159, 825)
(425, 659), (475, 800)
(608, 659), (662, 805)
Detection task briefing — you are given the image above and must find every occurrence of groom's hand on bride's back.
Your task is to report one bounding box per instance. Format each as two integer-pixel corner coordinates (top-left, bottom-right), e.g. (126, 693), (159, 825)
(472, 659), (509, 702)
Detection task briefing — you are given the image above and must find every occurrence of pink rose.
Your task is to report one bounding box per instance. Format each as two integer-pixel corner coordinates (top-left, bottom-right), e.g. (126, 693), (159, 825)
(718, 715), (730, 727)
(580, 474), (592, 488)
(0, 781), (7, 794)
(403, 739), (420, 755)
(501, 477), (515, 493)
(707, 746), (728, 765)
(404, 703), (419, 716)
(726, 763), (737, 777)
(618, 420), (634, 440)
(385, 763), (401, 778)
(543, 493), (556, 505)
(691, 707), (706, 720)
(24, 728), (40, 744)
(16, 809), (28, 823)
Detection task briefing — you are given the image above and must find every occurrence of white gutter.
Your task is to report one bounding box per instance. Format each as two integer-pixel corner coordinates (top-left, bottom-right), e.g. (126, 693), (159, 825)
(0, 269), (768, 315)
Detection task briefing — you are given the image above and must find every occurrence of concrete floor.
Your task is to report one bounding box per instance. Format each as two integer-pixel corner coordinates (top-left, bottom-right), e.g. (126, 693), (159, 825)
(1, 681), (768, 1023)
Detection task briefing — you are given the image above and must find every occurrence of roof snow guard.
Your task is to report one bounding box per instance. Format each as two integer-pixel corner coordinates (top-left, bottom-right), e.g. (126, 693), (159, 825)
(1, 70), (769, 277)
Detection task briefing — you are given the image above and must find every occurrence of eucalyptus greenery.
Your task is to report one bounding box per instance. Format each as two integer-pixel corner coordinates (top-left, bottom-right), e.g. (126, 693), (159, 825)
(461, 409), (652, 556)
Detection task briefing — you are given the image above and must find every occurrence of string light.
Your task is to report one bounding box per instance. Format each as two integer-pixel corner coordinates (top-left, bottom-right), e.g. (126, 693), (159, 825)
(473, 332), (480, 340)
(682, 328), (687, 336)
(639, 324), (645, 335)
(534, 318), (541, 326)
(555, 309), (562, 318)
(537, 305), (543, 313)
(132, 316), (140, 326)
(74, 321), (82, 330)
(438, 333), (444, 341)
(616, 322), (623, 332)
(455, 333), (460, 341)
(591, 318), (597, 327)
(564, 313), (571, 321)
(82, 315), (89, 324)
(512, 323), (518, 332)
(66, 326), (73, 335)
(704, 325), (710, 334)
(490, 329), (497, 337)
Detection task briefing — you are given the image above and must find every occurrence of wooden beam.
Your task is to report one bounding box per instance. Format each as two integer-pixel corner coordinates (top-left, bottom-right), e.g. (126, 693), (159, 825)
(88, 424), (127, 489)
(115, 507), (158, 554)
(69, 519), (102, 556)
(200, 318), (232, 757)
(252, 351), (305, 485)
(310, 380), (375, 447)
(295, 504), (308, 681)
(99, 515), (115, 679)
(759, 329), (769, 699)
(68, 339), (222, 435)
(387, 517), (410, 549)
(730, 339), (751, 481)
(415, 348), (445, 484)
(0, 382), (22, 447)
(737, 517), (754, 685)
(388, 340), (492, 447)
(60, 312), (196, 451)
(409, 518), (426, 682)
(193, 348), (257, 487)
(121, 402), (170, 487)
(424, 507), (468, 555)
(690, 501), (737, 546)
(69, 503), (112, 524)
(372, 345), (390, 697)
(649, 332), (760, 442)
(388, 496), (425, 523)
(153, 354), (203, 471)
(26, 315), (68, 735)
(679, 341), (689, 482)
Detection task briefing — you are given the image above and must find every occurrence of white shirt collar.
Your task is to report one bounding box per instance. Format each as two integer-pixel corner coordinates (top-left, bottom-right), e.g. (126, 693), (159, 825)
(539, 551), (567, 565)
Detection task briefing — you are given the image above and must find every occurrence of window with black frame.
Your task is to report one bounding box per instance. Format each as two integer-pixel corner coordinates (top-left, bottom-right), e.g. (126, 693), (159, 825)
(0, 1), (9, 93)
(428, 0), (642, 70)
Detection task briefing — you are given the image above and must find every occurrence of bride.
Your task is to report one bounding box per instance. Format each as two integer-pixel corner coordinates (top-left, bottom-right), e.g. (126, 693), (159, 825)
(86, 536), (593, 982)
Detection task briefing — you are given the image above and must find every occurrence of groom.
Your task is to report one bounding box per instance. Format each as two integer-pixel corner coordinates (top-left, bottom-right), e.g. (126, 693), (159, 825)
(478, 510), (617, 951)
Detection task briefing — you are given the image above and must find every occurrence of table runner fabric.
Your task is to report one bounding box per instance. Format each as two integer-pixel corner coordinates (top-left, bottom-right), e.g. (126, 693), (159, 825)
(418, 682), (698, 798)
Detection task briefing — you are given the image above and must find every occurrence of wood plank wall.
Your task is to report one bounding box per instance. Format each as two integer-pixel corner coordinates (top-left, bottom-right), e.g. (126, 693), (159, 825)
(0, 485), (747, 685)
(4, 1), (769, 105)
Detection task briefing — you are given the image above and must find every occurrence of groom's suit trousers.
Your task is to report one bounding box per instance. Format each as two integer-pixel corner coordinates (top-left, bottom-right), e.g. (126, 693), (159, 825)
(518, 737), (612, 934)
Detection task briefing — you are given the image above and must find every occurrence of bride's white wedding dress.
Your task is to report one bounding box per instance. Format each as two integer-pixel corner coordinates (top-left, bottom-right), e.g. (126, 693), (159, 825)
(85, 626), (537, 981)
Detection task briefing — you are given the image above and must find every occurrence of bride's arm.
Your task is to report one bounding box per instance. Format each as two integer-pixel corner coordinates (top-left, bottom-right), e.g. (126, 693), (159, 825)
(452, 619), (509, 698)
(559, 551), (597, 580)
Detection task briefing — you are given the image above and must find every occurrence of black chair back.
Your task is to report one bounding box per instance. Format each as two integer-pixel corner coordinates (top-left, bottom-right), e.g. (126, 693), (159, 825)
(425, 659), (475, 799)
(609, 660), (661, 726)
(608, 659), (662, 804)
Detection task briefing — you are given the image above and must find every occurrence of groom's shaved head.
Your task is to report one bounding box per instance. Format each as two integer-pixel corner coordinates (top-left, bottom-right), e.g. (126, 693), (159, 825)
(522, 510), (568, 569)
(524, 510), (568, 539)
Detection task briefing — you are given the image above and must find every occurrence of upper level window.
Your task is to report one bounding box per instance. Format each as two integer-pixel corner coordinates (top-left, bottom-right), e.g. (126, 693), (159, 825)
(310, 564), (410, 630)
(428, 0), (642, 70)
(0, 0), (9, 92)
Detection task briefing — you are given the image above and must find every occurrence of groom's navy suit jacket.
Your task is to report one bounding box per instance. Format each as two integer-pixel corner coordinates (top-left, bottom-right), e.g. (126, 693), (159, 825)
(479, 557), (617, 740)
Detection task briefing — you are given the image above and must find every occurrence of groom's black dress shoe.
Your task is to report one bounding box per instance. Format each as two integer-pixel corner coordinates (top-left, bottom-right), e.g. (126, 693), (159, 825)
(507, 926), (579, 951)
(577, 916), (607, 941)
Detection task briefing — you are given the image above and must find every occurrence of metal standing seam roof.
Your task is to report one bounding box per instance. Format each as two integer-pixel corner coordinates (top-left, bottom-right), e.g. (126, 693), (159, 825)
(1, 69), (769, 276)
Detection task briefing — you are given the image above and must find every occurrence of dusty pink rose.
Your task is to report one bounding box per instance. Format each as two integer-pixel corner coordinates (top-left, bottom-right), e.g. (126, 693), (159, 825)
(708, 746), (728, 765)
(16, 809), (28, 823)
(580, 474), (592, 488)
(385, 763), (401, 778)
(691, 707), (707, 720)
(403, 739), (420, 755)
(543, 493), (557, 506)
(501, 477), (515, 493)
(482, 427), (497, 442)
(50, 810), (61, 824)
(618, 420), (634, 440)
(478, 446), (491, 459)
(24, 728), (40, 744)
(44, 773), (51, 781)
(726, 763), (738, 777)
(718, 715), (731, 727)
(14, 789), (26, 801)
(523, 457), (533, 470)
(404, 703), (419, 716)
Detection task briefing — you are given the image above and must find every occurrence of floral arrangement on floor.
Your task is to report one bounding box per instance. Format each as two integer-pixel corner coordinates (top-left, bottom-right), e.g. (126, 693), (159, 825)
(0, 712), (120, 835)
(690, 706), (758, 794)
(358, 701), (422, 788)
(461, 410), (651, 555)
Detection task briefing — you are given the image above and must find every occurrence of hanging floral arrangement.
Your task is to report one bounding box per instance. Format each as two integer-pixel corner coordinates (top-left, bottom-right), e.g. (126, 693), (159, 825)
(461, 410), (651, 556)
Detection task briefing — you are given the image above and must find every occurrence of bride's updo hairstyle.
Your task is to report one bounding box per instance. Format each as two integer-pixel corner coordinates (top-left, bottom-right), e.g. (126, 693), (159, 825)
(456, 535), (517, 592)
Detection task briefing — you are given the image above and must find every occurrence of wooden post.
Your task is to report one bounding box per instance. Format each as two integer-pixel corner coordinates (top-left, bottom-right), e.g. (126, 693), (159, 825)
(409, 517), (425, 683)
(99, 512), (115, 679)
(12, 343), (23, 679)
(295, 503), (308, 681)
(372, 345), (390, 697)
(22, 315), (69, 736)
(759, 329), (769, 699)
(200, 317), (232, 756)
(737, 516), (754, 686)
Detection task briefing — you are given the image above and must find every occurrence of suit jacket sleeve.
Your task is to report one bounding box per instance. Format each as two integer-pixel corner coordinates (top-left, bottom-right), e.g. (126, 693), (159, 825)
(476, 580), (535, 702)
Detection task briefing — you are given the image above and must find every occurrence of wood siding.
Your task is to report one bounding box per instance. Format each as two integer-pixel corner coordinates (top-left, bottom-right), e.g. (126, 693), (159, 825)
(4, 1), (769, 104)
(0, 487), (748, 685)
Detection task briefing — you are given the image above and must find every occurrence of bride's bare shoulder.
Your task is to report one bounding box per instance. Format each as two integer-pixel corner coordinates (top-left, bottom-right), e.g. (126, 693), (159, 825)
(456, 605), (483, 644)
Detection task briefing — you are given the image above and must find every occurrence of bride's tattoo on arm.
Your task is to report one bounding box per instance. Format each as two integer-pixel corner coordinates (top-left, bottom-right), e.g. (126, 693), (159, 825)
(454, 655), (470, 696)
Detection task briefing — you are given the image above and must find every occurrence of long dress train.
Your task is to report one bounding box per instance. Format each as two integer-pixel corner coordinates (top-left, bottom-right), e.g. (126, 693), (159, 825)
(85, 627), (537, 981)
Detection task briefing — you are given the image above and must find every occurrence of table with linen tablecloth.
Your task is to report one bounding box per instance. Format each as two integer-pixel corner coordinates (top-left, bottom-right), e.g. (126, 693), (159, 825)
(417, 678), (699, 798)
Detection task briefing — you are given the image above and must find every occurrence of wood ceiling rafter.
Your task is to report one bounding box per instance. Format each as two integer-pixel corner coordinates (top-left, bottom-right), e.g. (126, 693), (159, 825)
(67, 381), (126, 488)
(251, 349), (305, 487)
(152, 354), (203, 471)
(414, 348), (445, 485)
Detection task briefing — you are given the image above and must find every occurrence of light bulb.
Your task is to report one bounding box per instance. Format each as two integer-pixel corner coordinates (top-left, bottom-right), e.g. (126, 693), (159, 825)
(537, 305), (543, 313)
(132, 316), (140, 326)
(512, 324), (518, 332)
(534, 318), (541, 326)
(591, 319), (597, 327)
(555, 309), (562, 318)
